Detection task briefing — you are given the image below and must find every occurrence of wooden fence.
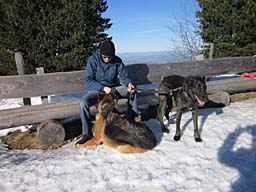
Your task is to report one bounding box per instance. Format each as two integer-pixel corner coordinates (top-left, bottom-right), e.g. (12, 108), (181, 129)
(0, 56), (256, 130)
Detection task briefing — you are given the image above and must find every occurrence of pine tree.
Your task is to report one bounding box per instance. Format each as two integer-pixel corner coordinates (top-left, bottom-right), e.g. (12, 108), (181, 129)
(0, 1), (17, 75)
(0, 0), (111, 74)
(0, 48), (17, 75)
(196, 0), (256, 58)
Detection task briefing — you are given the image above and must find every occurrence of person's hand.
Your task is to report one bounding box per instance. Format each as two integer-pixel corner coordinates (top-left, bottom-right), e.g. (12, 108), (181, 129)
(127, 83), (135, 92)
(103, 86), (112, 94)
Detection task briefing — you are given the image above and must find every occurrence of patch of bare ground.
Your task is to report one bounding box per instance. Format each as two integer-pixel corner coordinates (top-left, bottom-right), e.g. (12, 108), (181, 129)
(0, 120), (82, 150)
(0, 129), (74, 150)
(230, 91), (256, 102)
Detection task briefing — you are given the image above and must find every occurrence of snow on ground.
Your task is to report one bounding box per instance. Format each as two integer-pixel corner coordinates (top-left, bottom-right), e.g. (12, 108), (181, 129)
(0, 98), (256, 192)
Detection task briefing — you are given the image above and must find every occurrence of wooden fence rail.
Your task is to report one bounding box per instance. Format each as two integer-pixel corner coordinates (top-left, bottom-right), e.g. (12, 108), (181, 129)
(0, 56), (256, 130)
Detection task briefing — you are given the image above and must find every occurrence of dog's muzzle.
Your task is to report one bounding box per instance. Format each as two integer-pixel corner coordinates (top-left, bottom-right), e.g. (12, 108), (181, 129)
(194, 95), (207, 107)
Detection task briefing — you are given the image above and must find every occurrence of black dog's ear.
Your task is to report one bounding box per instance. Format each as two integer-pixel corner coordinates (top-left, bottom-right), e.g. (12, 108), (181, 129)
(198, 76), (206, 81)
(200, 76), (207, 83)
(187, 76), (206, 85)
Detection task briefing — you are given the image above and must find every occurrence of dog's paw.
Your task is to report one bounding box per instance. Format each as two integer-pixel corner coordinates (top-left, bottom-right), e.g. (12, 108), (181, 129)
(173, 135), (180, 141)
(195, 137), (203, 142)
(162, 128), (170, 133)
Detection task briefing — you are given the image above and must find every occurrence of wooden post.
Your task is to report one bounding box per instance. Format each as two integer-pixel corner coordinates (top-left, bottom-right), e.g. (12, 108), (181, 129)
(209, 43), (214, 59)
(206, 43), (215, 81)
(15, 52), (31, 105)
(36, 67), (48, 104)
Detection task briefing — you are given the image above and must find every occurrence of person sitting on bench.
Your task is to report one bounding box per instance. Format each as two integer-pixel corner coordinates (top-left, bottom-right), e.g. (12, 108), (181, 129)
(76, 39), (138, 146)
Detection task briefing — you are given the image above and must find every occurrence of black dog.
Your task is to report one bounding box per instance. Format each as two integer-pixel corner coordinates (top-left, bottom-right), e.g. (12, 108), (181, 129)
(157, 75), (208, 142)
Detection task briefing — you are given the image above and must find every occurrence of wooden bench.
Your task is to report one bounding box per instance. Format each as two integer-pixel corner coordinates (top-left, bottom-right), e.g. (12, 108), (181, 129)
(1, 56), (256, 145)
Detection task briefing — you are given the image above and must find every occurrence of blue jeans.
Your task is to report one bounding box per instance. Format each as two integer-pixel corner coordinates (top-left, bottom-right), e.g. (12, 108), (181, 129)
(79, 85), (138, 135)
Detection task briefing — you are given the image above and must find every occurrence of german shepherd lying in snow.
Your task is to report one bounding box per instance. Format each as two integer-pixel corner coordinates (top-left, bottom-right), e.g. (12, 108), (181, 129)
(157, 75), (208, 142)
(76, 89), (157, 154)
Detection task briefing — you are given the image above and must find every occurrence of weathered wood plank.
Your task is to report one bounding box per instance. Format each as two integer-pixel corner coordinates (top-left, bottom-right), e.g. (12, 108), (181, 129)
(1, 77), (256, 130)
(134, 56), (256, 83)
(0, 71), (85, 99)
(0, 94), (157, 130)
(207, 77), (256, 94)
(0, 100), (81, 129)
(1, 56), (255, 99)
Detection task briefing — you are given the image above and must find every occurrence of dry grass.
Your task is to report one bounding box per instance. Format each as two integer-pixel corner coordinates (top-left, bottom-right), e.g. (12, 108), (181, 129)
(230, 91), (256, 102)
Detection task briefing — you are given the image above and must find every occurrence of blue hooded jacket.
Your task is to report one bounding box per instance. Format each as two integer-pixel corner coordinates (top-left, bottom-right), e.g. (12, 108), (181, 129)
(84, 53), (132, 91)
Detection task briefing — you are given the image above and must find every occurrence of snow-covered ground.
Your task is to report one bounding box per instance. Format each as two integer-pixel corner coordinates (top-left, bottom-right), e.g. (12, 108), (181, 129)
(0, 98), (256, 192)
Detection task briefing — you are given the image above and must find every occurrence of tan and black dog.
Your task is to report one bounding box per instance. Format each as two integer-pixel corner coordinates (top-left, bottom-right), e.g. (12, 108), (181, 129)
(76, 89), (157, 154)
(157, 75), (208, 142)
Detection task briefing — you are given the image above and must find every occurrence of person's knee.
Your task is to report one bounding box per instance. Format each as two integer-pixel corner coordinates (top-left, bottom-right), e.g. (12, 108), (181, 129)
(80, 99), (88, 109)
(115, 85), (128, 96)
(81, 91), (100, 109)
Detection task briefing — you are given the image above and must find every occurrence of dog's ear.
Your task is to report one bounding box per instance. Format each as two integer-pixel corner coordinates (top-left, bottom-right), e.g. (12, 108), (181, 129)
(186, 76), (205, 86)
(100, 103), (114, 117)
(98, 95), (115, 112)
(201, 76), (207, 82)
(196, 76), (207, 84)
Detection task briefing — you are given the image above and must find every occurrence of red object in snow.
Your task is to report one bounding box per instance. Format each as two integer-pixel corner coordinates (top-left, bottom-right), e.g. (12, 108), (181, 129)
(240, 72), (256, 79)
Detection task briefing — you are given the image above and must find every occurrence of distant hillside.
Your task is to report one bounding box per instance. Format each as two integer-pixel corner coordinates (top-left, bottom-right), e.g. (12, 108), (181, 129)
(118, 51), (177, 65)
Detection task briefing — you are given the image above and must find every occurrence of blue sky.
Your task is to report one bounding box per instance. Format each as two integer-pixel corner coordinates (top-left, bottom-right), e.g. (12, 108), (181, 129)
(103, 0), (198, 53)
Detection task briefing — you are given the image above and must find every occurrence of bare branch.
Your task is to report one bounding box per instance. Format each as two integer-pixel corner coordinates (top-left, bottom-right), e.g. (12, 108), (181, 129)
(168, 1), (203, 61)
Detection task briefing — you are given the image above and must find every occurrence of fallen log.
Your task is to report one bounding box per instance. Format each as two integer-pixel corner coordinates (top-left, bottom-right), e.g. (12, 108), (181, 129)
(37, 120), (65, 146)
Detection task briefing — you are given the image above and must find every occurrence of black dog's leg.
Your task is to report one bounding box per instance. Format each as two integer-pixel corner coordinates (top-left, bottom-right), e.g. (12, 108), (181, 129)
(157, 95), (170, 133)
(165, 96), (175, 125)
(174, 111), (182, 141)
(192, 109), (202, 142)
